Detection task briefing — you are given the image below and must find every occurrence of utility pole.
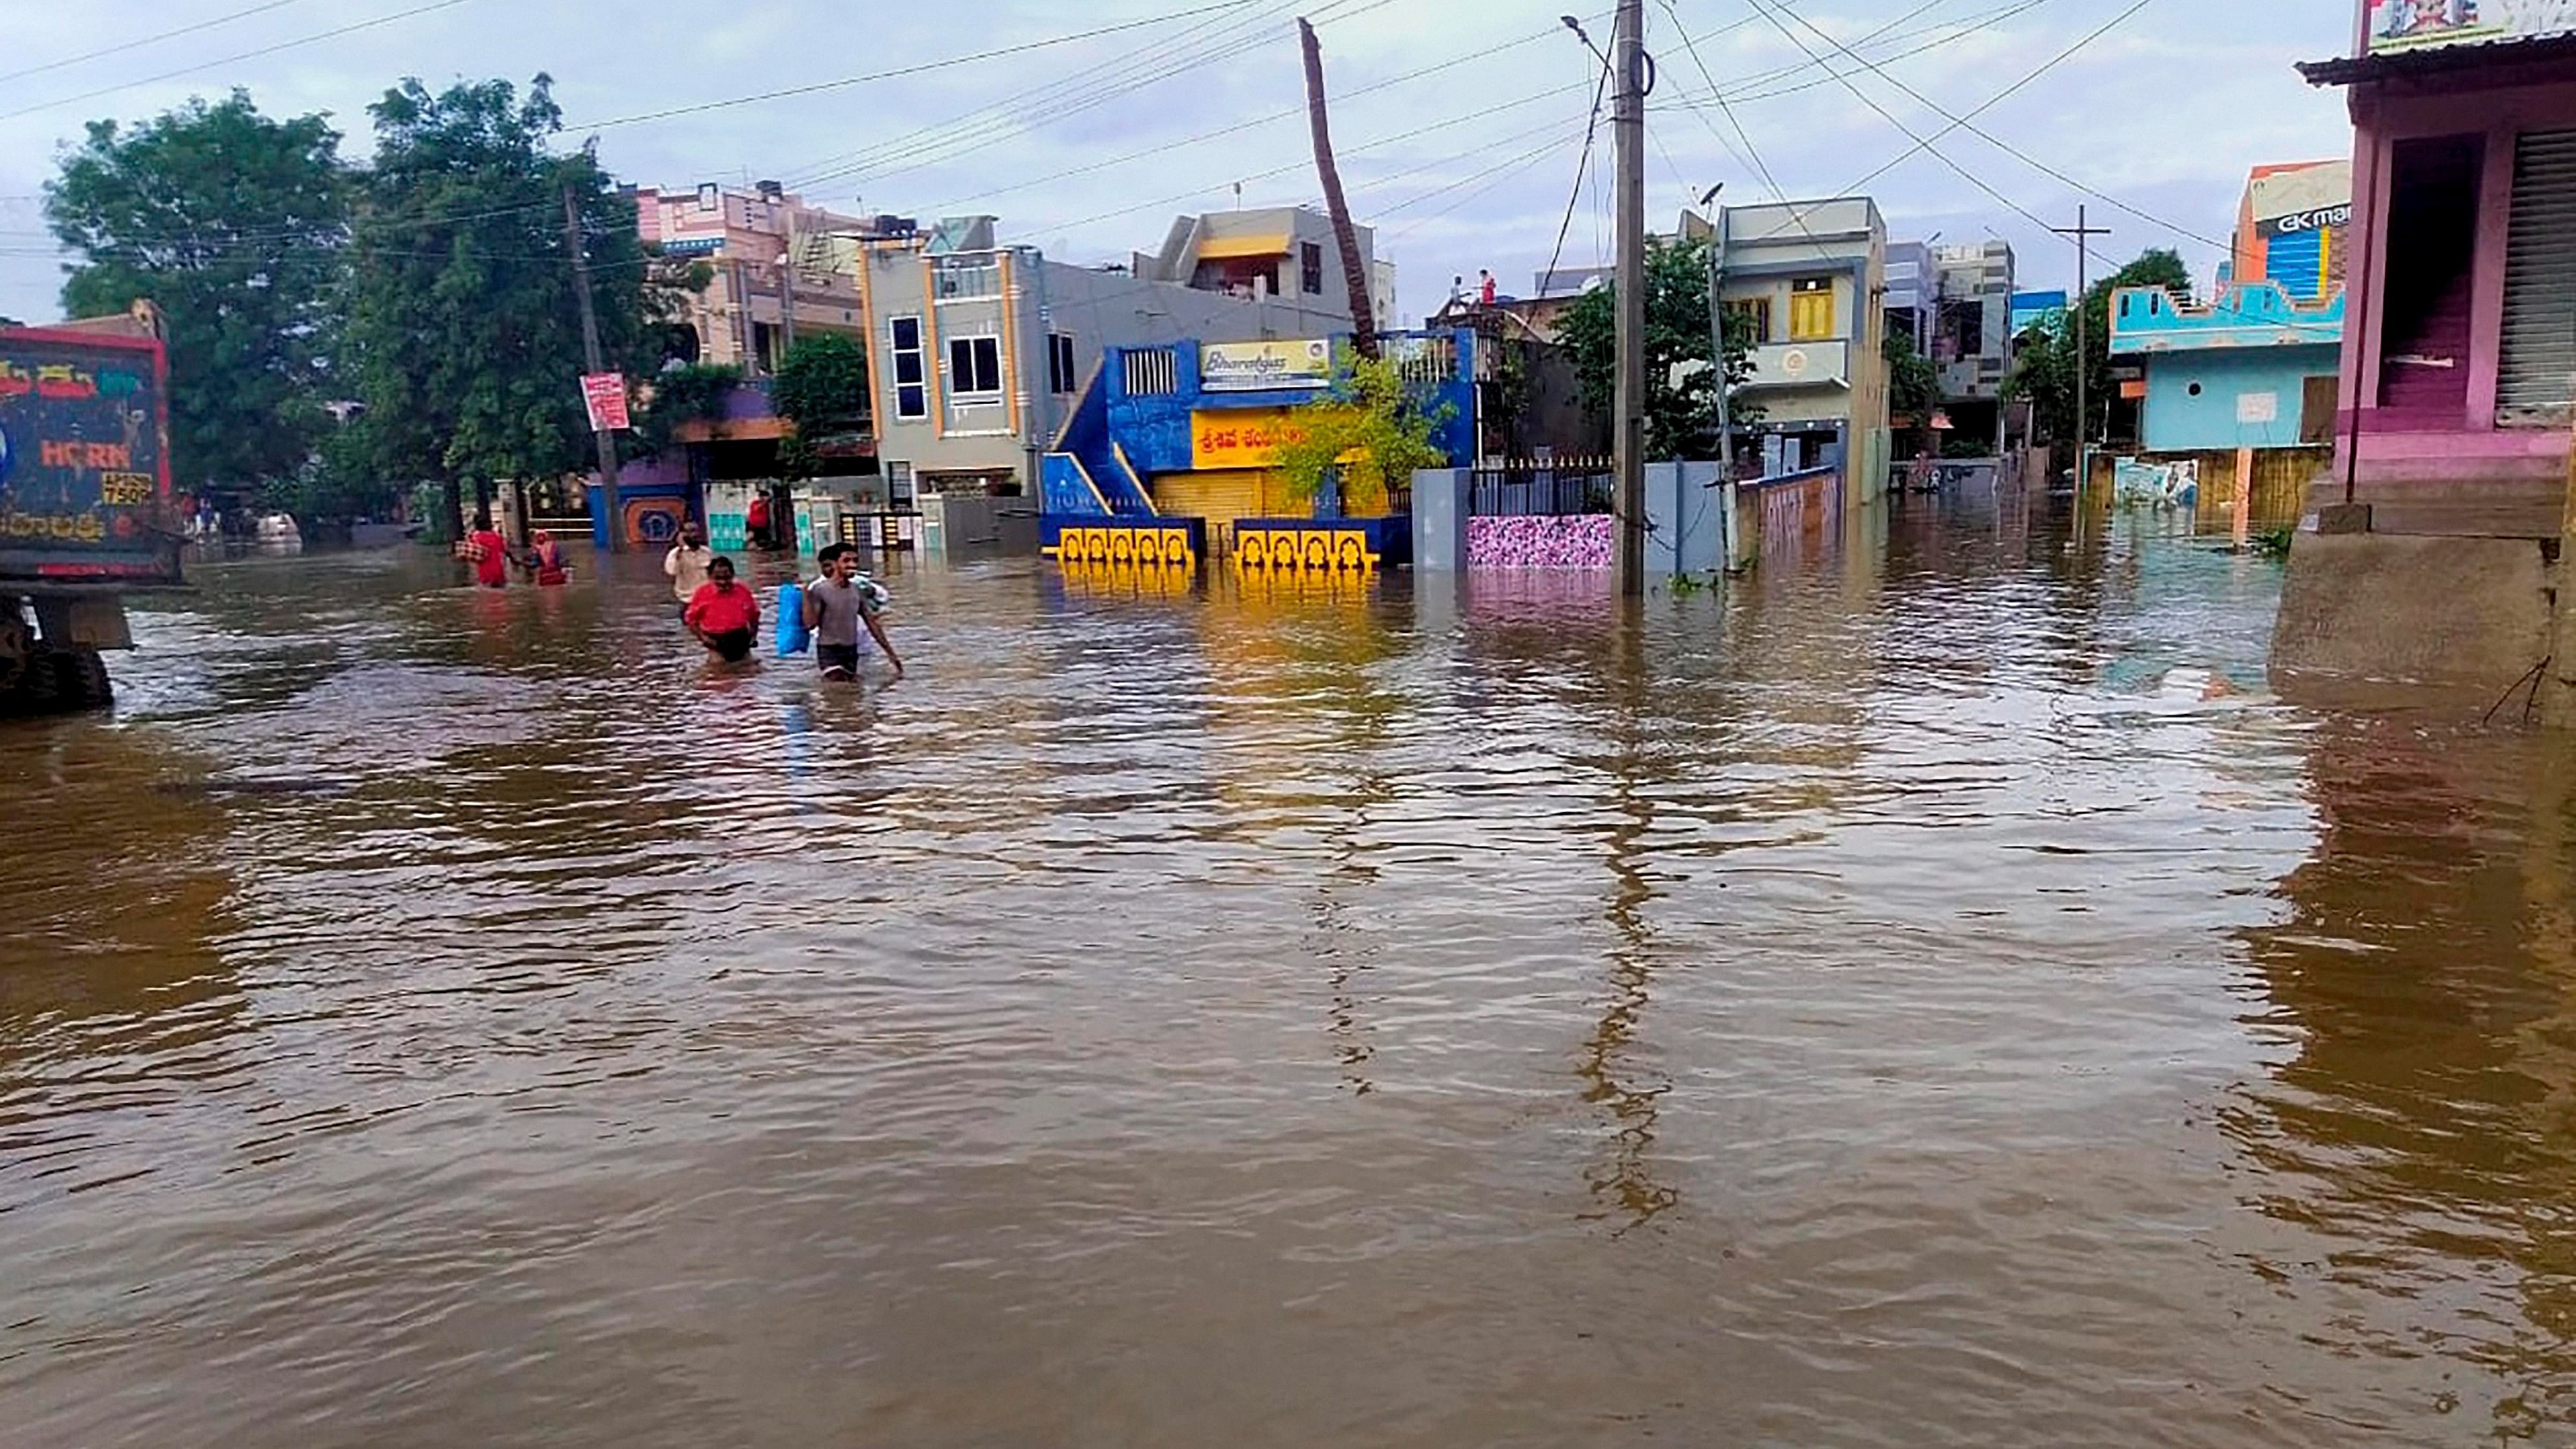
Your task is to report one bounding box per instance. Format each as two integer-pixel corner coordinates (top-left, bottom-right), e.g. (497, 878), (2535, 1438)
(2050, 205), (2110, 503)
(779, 234), (798, 351)
(562, 179), (625, 553)
(1701, 183), (1734, 503)
(1612, 0), (1647, 597)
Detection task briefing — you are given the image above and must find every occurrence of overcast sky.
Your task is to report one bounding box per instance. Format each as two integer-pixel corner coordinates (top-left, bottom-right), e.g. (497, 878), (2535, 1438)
(0, 0), (2355, 326)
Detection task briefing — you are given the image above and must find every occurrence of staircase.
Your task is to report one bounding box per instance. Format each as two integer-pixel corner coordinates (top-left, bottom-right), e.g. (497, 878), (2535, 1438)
(2378, 269), (2471, 427)
(1040, 363), (1156, 518)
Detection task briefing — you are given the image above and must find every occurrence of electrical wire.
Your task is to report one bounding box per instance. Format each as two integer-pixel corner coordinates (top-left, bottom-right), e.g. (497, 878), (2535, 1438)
(0, 0), (308, 88)
(783, 0), (1345, 193)
(0, 0), (476, 125)
(578, 0), (1274, 131)
(1542, 57), (1616, 291)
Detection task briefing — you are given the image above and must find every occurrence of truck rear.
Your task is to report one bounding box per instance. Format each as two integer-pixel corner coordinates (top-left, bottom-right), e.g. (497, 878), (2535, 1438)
(0, 312), (179, 715)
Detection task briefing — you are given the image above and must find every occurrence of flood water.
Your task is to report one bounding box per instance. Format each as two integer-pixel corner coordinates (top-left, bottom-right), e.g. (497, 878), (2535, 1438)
(7, 492), (2576, 1446)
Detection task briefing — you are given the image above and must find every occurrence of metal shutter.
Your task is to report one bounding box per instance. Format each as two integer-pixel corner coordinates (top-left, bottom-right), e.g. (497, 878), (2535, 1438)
(2498, 129), (2576, 422)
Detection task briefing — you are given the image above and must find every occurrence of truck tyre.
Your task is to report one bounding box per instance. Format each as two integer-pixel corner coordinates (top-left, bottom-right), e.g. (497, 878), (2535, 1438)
(57, 648), (112, 710)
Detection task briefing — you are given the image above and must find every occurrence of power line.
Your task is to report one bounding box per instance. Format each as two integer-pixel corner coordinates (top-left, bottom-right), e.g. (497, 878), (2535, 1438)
(0, 0), (307, 88)
(784, 0), (1343, 193)
(0, 0), (476, 125)
(1736, 0), (2058, 234)
(1543, 57), (1616, 290)
(577, 1), (1272, 131)
(911, 16), (1592, 214)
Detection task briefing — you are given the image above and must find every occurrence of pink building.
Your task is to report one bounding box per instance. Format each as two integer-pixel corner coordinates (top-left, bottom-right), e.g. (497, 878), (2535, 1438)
(2300, 7), (2576, 535)
(634, 181), (893, 376)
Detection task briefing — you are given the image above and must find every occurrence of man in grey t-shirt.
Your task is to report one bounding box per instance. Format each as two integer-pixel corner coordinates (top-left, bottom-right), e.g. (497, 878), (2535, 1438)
(801, 543), (904, 681)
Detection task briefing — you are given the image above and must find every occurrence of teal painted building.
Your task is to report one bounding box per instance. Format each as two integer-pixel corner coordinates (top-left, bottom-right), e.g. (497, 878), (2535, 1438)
(2108, 282), (2346, 453)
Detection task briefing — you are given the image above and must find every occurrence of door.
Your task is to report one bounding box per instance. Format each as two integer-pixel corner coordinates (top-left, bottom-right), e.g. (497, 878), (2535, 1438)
(2499, 127), (2576, 425)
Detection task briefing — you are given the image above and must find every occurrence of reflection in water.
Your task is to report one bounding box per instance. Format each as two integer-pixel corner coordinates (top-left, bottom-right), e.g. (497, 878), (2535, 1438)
(2236, 717), (2576, 1437)
(7, 503), (2576, 1446)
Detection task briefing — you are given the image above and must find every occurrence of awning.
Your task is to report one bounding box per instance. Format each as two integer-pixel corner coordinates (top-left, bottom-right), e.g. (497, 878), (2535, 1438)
(1194, 233), (1292, 261)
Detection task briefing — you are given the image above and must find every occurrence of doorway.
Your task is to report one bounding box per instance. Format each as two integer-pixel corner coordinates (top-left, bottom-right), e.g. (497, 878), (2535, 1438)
(2376, 134), (2483, 420)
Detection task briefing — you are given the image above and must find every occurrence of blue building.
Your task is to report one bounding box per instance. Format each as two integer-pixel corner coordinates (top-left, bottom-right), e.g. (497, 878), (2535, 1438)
(2107, 282), (2346, 453)
(1041, 329), (1476, 570)
(2009, 289), (2067, 338)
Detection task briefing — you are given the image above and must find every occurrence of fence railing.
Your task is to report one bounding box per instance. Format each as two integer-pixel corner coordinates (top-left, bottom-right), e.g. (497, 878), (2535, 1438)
(1469, 459), (1614, 516)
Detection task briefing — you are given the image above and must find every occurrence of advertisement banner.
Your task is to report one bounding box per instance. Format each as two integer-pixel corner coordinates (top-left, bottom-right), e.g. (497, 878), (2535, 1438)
(1190, 408), (1308, 470)
(581, 372), (631, 432)
(2251, 161), (2353, 235)
(1200, 338), (1332, 392)
(2366, 0), (2576, 53)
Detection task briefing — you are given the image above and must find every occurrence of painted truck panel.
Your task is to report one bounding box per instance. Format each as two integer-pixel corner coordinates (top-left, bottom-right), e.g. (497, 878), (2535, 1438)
(0, 326), (178, 585)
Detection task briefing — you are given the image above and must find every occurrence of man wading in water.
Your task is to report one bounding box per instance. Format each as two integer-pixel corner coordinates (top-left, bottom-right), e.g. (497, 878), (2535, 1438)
(683, 556), (761, 663)
(802, 544), (903, 682)
(664, 521), (712, 612)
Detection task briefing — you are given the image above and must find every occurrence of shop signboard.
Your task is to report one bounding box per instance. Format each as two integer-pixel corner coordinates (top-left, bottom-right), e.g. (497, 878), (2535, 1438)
(1200, 338), (1332, 392)
(1190, 408), (1308, 469)
(2365, 0), (2576, 53)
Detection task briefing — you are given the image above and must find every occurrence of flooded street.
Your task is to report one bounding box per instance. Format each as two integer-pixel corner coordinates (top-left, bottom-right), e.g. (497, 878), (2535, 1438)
(8, 494), (2576, 1446)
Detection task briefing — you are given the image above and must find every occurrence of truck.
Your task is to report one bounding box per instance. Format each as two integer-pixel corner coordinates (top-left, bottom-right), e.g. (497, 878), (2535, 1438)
(0, 305), (179, 715)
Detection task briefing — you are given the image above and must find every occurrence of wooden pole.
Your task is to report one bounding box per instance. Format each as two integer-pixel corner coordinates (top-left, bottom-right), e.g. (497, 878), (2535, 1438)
(2233, 445), (2253, 550)
(563, 179), (625, 553)
(1298, 19), (1378, 360)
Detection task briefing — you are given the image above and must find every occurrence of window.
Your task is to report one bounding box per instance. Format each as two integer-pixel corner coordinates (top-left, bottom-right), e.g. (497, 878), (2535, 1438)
(1789, 278), (1836, 341)
(1722, 297), (1771, 345)
(1942, 298), (1984, 357)
(890, 316), (927, 419)
(1124, 347), (1178, 396)
(1047, 332), (1078, 394)
(1301, 241), (1324, 295)
(948, 335), (1002, 397)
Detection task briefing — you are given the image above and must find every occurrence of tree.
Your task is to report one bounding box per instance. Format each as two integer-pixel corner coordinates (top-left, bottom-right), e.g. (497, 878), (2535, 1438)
(2005, 246), (2191, 446)
(45, 92), (349, 497)
(1272, 353), (1453, 516)
(1885, 325), (1940, 423)
(769, 332), (868, 479)
(1558, 237), (1760, 460)
(337, 75), (684, 531)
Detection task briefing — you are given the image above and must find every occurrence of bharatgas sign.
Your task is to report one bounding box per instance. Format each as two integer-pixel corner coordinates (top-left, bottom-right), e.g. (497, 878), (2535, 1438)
(1200, 338), (1332, 392)
(2365, 0), (2576, 52)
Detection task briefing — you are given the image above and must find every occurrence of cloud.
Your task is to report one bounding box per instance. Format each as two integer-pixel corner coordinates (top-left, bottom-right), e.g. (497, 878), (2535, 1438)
(0, 0), (2354, 325)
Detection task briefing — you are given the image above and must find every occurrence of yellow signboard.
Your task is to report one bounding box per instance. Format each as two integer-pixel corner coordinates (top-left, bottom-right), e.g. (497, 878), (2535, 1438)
(1190, 408), (1309, 470)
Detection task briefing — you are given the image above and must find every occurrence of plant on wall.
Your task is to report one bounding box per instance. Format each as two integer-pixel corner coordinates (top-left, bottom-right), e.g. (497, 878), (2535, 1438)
(1271, 353), (1453, 516)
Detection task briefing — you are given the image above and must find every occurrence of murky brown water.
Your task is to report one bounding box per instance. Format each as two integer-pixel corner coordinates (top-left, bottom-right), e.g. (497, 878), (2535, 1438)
(7, 493), (2576, 1445)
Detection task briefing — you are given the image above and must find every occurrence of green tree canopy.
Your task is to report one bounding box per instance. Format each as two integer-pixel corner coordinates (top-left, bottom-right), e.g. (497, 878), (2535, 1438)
(1884, 325), (1940, 423)
(337, 75), (684, 523)
(45, 91), (349, 494)
(769, 332), (869, 479)
(2005, 246), (2191, 446)
(1558, 237), (1760, 461)
(1272, 353), (1453, 516)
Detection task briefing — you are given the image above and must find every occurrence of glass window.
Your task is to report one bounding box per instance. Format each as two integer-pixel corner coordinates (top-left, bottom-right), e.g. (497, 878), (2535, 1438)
(948, 335), (1001, 396)
(890, 316), (926, 419)
(1790, 278), (1836, 341)
(1047, 333), (1078, 393)
(1301, 242), (1325, 295)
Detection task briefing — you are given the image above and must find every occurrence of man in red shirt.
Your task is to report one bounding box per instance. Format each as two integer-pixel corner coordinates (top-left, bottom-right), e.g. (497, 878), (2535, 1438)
(463, 513), (510, 589)
(682, 555), (761, 662)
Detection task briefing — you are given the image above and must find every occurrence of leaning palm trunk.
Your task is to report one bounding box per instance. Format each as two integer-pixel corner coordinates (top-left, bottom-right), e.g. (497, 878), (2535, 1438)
(1298, 18), (1378, 361)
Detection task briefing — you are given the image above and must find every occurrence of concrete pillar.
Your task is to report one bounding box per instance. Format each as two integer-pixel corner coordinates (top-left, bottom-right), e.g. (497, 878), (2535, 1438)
(1412, 468), (1469, 572)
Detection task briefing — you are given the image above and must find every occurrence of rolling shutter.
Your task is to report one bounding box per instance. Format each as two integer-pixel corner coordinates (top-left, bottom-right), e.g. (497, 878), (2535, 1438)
(2498, 129), (2576, 423)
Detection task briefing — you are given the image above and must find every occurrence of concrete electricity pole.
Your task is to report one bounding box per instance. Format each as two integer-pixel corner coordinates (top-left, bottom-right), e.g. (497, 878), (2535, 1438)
(1701, 183), (1734, 499)
(1612, 0), (1648, 597)
(562, 179), (624, 553)
(2050, 205), (2110, 502)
